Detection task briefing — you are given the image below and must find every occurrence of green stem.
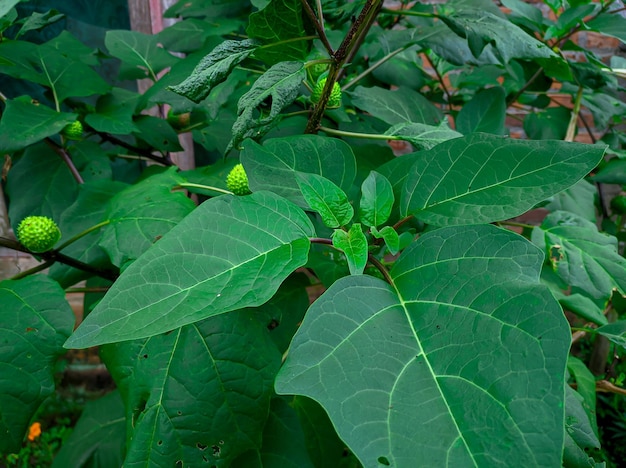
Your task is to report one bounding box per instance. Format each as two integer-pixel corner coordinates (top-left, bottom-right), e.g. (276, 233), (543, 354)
(368, 254), (393, 285)
(342, 46), (408, 91)
(565, 86), (583, 142)
(10, 261), (54, 281)
(66, 287), (110, 293)
(380, 7), (437, 18)
(497, 220), (536, 230)
(319, 126), (398, 141)
(55, 220), (111, 252)
(300, 0), (334, 55)
(178, 183), (233, 195)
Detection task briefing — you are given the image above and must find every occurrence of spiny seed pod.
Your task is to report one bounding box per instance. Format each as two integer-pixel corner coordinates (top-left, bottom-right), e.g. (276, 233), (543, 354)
(611, 195), (626, 215)
(62, 120), (83, 140)
(17, 216), (61, 253)
(309, 62), (328, 81)
(226, 163), (251, 196)
(311, 77), (342, 108)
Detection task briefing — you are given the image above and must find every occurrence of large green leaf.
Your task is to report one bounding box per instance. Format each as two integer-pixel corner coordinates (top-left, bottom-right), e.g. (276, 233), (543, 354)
(169, 39), (258, 103)
(276, 224), (570, 467)
(51, 391), (125, 468)
(65, 191), (314, 348)
(105, 30), (179, 80)
(0, 276), (75, 454)
(100, 310), (280, 467)
(6, 142), (79, 226)
(0, 40), (109, 102)
(400, 134), (605, 225)
(85, 87), (140, 135)
(98, 168), (195, 268)
(349, 86), (443, 126)
(0, 97), (76, 153)
(587, 13), (626, 43)
(247, 0), (309, 65)
(531, 211), (626, 305)
(230, 61), (305, 150)
(240, 135), (357, 208)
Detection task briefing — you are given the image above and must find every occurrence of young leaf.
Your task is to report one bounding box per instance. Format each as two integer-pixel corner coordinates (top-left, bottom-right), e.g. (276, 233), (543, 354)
(276, 224), (569, 467)
(295, 172), (353, 228)
(241, 135), (357, 209)
(359, 171), (394, 228)
(371, 225), (400, 255)
(0, 97), (76, 153)
(100, 310), (281, 466)
(0, 276), (75, 454)
(531, 211), (626, 305)
(401, 134), (605, 225)
(332, 223), (368, 275)
(247, 0), (309, 65)
(230, 61), (305, 150)
(65, 191), (314, 348)
(51, 391), (125, 468)
(349, 86), (443, 126)
(168, 39), (258, 103)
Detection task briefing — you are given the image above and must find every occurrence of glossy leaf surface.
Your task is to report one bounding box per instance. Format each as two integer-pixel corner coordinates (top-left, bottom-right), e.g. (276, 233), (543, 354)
(296, 172), (353, 228)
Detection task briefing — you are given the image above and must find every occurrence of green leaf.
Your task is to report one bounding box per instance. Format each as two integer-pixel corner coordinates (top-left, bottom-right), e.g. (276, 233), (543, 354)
(105, 30), (179, 80)
(531, 211), (626, 305)
(587, 12), (626, 43)
(230, 61), (305, 150)
(545, 179), (597, 222)
(85, 87), (140, 135)
(133, 115), (184, 152)
(349, 86), (443, 125)
(99, 168), (196, 268)
(296, 172), (353, 228)
(563, 386), (600, 466)
(15, 9), (64, 38)
(359, 171), (394, 227)
(0, 40), (110, 102)
(384, 120), (462, 150)
(158, 18), (240, 53)
(65, 191), (314, 348)
(169, 39), (258, 103)
(276, 224), (569, 467)
(557, 292), (607, 326)
(400, 134), (605, 225)
(234, 398), (315, 467)
(500, 0), (543, 27)
(6, 142), (79, 225)
(596, 321), (626, 348)
(456, 86), (506, 135)
(0, 0), (21, 18)
(524, 107), (571, 140)
(567, 356), (598, 438)
(0, 276), (75, 454)
(100, 310), (280, 466)
(247, 0), (309, 65)
(371, 226), (400, 255)
(0, 97), (76, 153)
(590, 158), (626, 184)
(332, 223), (368, 275)
(51, 391), (125, 468)
(241, 135), (357, 209)
(50, 180), (125, 288)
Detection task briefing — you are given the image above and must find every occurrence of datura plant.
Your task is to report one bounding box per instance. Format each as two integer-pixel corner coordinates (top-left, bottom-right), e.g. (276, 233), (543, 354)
(1, 0), (626, 466)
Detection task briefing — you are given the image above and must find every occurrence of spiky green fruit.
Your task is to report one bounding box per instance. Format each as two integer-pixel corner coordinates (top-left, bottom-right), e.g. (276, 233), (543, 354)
(311, 77), (342, 108)
(17, 216), (61, 253)
(611, 195), (626, 215)
(226, 163), (251, 196)
(61, 120), (83, 140)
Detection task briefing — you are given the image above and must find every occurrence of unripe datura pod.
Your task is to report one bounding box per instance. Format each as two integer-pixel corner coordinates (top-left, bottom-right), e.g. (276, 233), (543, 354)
(226, 163), (251, 196)
(61, 120), (83, 140)
(17, 216), (61, 253)
(611, 195), (626, 215)
(311, 77), (342, 108)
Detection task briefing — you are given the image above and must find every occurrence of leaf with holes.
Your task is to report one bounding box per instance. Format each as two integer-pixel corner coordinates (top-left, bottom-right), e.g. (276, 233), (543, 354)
(100, 310), (281, 467)
(276, 224), (570, 467)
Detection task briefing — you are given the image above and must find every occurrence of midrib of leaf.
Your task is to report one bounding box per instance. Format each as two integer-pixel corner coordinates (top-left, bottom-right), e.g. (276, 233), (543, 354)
(123, 38), (157, 81)
(142, 329), (180, 468)
(2, 287), (57, 336)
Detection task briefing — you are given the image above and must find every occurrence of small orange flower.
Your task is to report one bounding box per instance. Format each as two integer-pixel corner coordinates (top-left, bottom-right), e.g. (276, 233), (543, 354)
(27, 422), (41, 441)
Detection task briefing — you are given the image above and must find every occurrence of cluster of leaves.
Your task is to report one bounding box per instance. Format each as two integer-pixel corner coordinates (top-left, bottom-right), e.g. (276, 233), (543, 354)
(0, 0), (626, 466)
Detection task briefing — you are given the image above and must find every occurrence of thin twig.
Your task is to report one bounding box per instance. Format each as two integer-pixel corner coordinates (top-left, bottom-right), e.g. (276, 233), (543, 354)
(507, 67), (544, 107)
(98, 132), (174, 166)
(368, 254), (393, 285)
(45, 138), (84, 184)
(300, 0), (334, 55)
